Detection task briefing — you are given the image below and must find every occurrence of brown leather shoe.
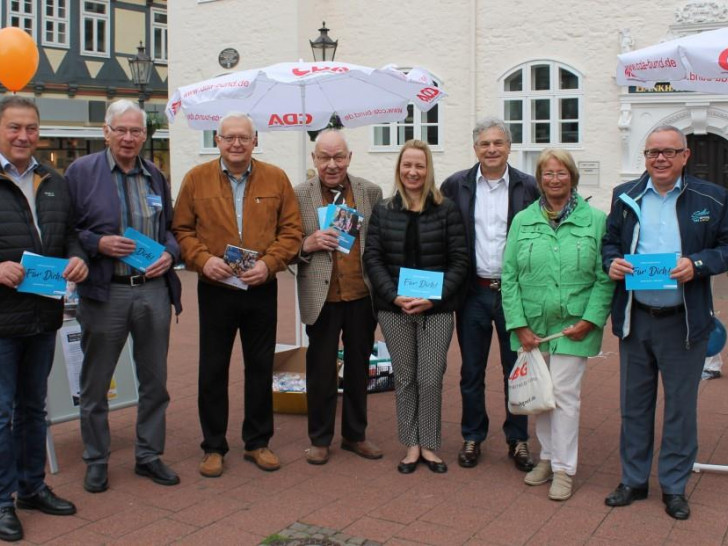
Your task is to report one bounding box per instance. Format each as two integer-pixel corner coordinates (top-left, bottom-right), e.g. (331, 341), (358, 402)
(199, 453), (224, 477)
(508, 440), (535, 472)
(305, 445), (330, 465)
(244, 447), (281, 471)
(341, 439), (383, 460)
(457, 440), (481, 468)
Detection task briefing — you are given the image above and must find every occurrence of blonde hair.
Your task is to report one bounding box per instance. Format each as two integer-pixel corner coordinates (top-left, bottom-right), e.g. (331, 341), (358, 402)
(393, 139), (443, 211)
(535, 148), (580, 190)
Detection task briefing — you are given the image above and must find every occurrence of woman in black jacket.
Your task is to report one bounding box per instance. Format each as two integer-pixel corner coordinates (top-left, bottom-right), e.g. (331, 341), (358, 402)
(364, 139), (468, 474)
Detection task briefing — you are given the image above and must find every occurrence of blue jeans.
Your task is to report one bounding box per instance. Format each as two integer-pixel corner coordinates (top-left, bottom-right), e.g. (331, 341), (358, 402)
(0, 332), (56, 507)
(457, 284), (528, 444)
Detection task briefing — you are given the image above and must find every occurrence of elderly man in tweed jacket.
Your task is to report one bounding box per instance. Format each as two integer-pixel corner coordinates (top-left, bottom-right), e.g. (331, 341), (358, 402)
(295, 129), (383, 465)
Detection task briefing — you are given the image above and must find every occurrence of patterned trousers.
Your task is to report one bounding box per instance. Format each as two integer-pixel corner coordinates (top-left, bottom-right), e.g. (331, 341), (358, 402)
(377, 311), (454, 450)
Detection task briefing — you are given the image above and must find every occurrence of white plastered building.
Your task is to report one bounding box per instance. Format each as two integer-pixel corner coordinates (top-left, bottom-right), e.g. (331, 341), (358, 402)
(168, 0), (728, 212)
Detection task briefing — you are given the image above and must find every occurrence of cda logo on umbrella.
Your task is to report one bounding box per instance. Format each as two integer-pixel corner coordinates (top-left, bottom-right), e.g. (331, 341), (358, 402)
(719, 47), (728, 71)
(268, 113), (314, 127)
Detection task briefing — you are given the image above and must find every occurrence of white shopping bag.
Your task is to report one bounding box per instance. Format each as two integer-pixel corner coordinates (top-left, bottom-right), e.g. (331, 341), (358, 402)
(508, 347), (556, 416)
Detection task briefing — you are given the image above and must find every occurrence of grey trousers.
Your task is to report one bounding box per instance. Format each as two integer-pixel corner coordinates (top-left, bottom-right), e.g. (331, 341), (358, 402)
(78, 279), (172, 465)
(619, 306), (707, 494)
(378, 311), (453, 450)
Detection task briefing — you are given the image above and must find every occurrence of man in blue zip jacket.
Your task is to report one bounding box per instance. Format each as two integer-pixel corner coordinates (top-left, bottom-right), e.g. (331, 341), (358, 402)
(602, 125), (728, 520)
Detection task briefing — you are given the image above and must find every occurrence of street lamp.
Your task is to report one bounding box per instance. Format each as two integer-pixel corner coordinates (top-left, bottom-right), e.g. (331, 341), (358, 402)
(128, 41), (154, 109)
(308, 23), (341, 141)
(309, 21), (338, 62)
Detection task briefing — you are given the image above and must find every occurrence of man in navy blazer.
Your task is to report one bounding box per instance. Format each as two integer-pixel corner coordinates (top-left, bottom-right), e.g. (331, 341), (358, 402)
(441, 117), (539, 471)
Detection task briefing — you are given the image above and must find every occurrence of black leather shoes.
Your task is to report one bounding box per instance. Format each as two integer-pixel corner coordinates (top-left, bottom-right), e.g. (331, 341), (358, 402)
(397, 459), (419, 474)
(84, 464), (108, 493)
(0, 507), (22, 542)
(663, 493), (690, 520)
(508, 440), (535, 472)
(457, 441), (481, 468)
(135, 459), (180, 486)
(420, 456), (447, 474)
(604, 483), (648, 506)
(16, 486), (76, 516)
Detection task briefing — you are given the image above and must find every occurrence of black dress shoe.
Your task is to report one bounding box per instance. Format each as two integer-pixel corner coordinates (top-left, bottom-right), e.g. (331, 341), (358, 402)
(508, 440), (535, 472)
(420, 456), (448, 474)
(604, 483), (648, 507)
(457, 441), (481, 468)
(16, 486), (76, 515)
(0, 507), (22, 542)
(397, 459), (419, 474)
(84, 464), (108, 493)
(663, 493), (690, 520)
(135, 459), (180, 486)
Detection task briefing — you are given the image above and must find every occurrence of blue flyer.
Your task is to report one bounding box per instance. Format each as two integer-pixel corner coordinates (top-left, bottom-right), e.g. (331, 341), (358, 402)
(17, 251), (69, 298)
(624, 253), (679, 290)
(397, 267), (444, 299)
(120, 227), (165, 273)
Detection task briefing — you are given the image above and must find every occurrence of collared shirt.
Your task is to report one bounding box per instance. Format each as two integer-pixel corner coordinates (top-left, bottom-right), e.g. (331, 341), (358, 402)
(107, 149), (162, 276)
(0, 152), (40, 231)
(635, 176), (683, 307)
(322, 180), (369, 302)
(474, 166), (510, 278)
(221, 158), (252, 239)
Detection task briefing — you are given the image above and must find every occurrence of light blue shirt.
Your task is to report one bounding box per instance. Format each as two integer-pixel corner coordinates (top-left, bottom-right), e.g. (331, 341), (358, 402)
(635, 177), (683, 307)
(0, 152), (40, 231)
(221, 159), (251, 240)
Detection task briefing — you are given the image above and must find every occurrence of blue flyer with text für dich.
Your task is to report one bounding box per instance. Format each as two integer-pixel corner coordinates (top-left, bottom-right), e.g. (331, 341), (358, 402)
(624, 253), (679, 290)
(17, 251), (68, 298)
(397, 267), (444, 299)
(120, 227), (165, 273)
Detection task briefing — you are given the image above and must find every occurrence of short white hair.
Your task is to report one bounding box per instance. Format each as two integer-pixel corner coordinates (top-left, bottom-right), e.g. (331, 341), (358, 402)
(314, 128), (349, 151)
(105, 99), (147, 126)
(218, 112), (256, 134)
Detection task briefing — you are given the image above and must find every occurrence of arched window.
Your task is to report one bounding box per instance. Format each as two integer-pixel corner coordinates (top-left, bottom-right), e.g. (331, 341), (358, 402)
(501, 61), (582, 146)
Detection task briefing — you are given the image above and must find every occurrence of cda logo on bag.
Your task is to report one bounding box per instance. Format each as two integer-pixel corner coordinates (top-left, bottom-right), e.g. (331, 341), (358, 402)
(509, 361), (529, 380)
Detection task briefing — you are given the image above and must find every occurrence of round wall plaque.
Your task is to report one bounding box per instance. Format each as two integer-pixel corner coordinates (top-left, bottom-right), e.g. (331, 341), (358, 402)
(218, 48), (240, 69)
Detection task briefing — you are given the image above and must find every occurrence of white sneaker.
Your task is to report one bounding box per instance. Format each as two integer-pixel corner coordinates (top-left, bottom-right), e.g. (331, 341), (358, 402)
(524, 460), (553, 486)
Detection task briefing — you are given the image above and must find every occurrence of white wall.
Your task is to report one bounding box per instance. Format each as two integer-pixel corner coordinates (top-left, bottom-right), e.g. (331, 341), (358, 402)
(168, 0), (728, 213)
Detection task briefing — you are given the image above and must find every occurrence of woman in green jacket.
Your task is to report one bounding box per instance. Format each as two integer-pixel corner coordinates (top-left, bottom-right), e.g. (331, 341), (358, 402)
(502, 148), (613, 501)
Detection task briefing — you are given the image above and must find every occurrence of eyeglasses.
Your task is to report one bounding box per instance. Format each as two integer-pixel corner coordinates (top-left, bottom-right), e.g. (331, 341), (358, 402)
(542, 171), (570, 181)
(108, 125), (145, 138)
(643, 148), (685, 159)
(315, 154), (349, 165)
(217, 135), (253, 145)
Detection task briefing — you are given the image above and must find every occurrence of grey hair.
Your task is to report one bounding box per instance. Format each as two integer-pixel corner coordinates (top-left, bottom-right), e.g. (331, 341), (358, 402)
(472, 116), (512, 144)
(218, 112), (256, 134)
(105, 99), (147, 126)
(314, 128), (349, 150)
(648, 125), (687, 148)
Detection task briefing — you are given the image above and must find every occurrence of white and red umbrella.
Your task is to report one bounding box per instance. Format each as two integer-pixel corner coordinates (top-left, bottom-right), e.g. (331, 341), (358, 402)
(616, 26), (728, 93)
(166, 61), (444, 131)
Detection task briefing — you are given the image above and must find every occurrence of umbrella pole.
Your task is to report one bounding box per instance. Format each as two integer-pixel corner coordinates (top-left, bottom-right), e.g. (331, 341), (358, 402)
(295, 83), (307, 348)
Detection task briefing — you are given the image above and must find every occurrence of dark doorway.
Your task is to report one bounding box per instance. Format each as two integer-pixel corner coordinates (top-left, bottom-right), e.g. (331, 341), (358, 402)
(686, 133), (728, 188)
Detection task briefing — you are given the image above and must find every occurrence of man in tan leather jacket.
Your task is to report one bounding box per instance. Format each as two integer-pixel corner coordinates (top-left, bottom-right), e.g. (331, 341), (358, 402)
(173, 112), (302, 478)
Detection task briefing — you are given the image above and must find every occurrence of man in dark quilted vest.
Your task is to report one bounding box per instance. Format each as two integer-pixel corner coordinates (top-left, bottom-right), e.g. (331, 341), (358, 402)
(0, 96), (88, 542)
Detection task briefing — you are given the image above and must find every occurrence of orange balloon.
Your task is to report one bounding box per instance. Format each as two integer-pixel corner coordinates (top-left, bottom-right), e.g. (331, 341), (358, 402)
(0, 27), (39, 92)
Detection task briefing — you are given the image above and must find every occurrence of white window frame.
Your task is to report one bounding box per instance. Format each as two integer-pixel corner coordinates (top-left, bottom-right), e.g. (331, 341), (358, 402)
(42, 0), (70, 48)
(369, 70), (443, 152)
(7, 0), (36, 40)
(500, 60), (583, 149)
(150, 7), (167, 64)
(80, 0), (109, 58)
